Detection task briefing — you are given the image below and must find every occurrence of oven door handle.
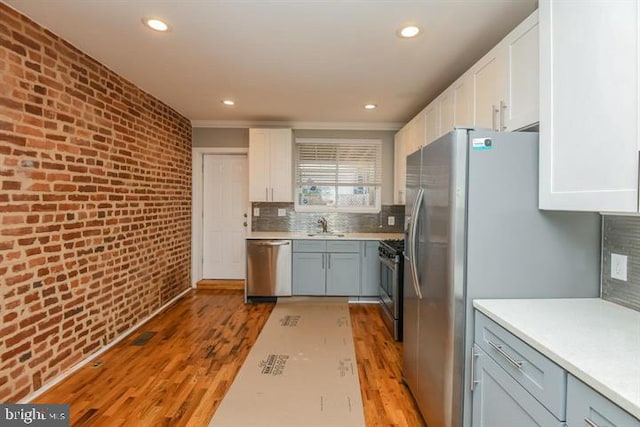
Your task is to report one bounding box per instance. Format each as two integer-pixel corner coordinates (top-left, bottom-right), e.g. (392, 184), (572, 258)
(409, 188), (423, 300)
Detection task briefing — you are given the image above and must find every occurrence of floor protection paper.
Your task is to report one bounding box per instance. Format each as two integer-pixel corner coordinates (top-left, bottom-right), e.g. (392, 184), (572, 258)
(209, 297), (366, 427)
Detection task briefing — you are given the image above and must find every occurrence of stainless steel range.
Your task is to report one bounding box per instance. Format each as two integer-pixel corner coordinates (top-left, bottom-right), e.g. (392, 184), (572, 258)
(378, 239), (404, 341)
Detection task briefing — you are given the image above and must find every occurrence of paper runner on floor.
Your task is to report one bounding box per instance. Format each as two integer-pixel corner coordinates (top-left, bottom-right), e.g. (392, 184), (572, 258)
(209, 297), (366, 427)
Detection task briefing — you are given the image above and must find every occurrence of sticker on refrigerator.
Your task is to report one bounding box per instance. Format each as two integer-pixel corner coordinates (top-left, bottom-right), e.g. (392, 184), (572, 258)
(472, 138), (493, 150)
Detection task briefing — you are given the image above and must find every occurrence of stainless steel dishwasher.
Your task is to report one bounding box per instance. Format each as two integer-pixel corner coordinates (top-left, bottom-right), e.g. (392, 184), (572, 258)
(246, 239), (292, 301)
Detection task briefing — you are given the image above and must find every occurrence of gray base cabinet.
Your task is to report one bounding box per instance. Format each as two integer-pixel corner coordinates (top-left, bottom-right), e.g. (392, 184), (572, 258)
(292, 252), (325, 295)
(326, 253), (360, 295)
(473, 310), (640, 427)
(566, 375), (640, 427)
(472, 345), (564, 427)
(360, 241), (380, 296)
(292, 239), (363, 296)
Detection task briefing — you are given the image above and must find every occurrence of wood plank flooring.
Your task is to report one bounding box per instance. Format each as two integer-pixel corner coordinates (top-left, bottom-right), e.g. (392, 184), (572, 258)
(34, 290), (425, 426)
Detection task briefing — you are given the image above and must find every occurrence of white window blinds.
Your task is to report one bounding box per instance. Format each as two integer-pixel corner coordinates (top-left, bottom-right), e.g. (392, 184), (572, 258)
(296, 139), (382, 187)
(295, 138), (382, 212)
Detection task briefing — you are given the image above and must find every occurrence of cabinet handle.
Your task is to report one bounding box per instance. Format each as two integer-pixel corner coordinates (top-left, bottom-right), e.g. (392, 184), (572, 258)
(251, 241), (290, 247)
(470, 347), (480, 392)
(328, 254), (331, 269)
(322, 253), (325, 269)
(271, 188), (274, 200)
(265, 187), (268, 200)
(584, 417), (599, 427)
(491, 105), (497, 131)
(487, 340), (523, 369)
(500, 100), (507, 131)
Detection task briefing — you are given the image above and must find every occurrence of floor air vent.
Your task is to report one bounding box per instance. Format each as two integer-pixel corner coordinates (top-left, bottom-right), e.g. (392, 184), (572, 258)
(132, 331), (156, 346)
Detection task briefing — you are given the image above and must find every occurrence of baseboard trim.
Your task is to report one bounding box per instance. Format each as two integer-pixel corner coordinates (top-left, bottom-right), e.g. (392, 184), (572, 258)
(197, 279), (244, 291)
(19, 287), (193, 403)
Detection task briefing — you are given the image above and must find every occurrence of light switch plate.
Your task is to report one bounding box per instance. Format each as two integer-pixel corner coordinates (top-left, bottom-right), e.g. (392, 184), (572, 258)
(277, 208), (286, 217)
(611, 253), (628, 281)
(387, 216), (395, 226)
(253, 207), (260, 217)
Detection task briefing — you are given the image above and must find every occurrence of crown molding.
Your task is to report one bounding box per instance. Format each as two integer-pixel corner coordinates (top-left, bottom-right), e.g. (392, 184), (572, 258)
(190, 120), (404, 131)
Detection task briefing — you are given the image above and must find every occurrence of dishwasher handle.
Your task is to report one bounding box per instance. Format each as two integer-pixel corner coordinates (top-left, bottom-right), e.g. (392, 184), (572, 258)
(250, 241), (291, 246)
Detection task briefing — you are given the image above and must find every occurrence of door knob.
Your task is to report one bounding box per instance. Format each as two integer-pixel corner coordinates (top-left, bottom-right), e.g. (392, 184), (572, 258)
(243, 222), (247, 227)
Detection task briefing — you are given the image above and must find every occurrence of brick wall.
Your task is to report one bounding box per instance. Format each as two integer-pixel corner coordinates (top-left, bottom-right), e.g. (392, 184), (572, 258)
(0, 4), (192, 401)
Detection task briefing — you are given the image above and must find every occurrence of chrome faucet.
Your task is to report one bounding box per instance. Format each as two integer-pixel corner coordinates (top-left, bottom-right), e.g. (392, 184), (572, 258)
(318, 217), (328, 233)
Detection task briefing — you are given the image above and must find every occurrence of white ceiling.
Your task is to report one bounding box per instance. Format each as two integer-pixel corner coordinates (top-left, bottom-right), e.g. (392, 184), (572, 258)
(5, 0), (537, 129)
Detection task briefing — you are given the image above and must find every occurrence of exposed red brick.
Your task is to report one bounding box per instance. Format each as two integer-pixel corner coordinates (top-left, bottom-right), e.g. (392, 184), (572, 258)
(0, 2), (191, 402)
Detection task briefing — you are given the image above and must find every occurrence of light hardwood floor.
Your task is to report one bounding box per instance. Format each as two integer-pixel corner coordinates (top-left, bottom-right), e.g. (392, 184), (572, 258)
(35, 289), (425, 426)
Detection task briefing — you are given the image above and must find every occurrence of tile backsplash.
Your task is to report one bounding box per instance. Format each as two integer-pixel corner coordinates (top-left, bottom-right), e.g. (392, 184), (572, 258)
(602, 215), (640, 311)
(251, 202), (405, 233)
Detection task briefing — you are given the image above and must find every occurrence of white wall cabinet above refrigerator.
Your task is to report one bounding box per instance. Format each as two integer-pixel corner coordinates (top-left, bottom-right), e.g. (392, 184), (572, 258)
(470, 11), (539, 133)
(249, 128), (293, 202)
(394, 10), (538, 204)
(538, 0), (639, 212)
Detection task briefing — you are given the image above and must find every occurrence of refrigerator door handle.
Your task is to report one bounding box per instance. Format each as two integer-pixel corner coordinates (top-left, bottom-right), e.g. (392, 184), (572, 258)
(409, 188), (424, 300)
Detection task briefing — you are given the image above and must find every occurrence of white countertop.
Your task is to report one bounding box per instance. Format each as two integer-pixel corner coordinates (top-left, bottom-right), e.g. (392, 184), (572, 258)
(245, 231), (404, 241)
(473, 298), (640, 419)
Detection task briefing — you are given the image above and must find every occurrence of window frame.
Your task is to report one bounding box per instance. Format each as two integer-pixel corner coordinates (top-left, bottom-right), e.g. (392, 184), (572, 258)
(294, 138), (382, 213)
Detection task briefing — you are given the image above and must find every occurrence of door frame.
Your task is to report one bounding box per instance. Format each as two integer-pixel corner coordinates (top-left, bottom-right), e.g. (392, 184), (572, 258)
(192, 147), (249, 287)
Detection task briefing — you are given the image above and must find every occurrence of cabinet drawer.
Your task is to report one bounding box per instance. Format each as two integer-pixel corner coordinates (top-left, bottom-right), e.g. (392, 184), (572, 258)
(472, 346), (564, 427)
(292, 240), (326, 252)
(567, 375), (640, 427)
(475, 312), (566, 420)
(326, 240), (360, 253)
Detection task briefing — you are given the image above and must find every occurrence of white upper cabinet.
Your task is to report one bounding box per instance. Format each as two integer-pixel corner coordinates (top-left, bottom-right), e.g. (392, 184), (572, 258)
(471, 11), (539, 132)
(393, 10), (539, 204)
(249, 128), (293, 202)
(472, 44), (507, 131)
(409, 112), (426, 155)
(539, 1), (639, 212)
(439, 89), (455, 137)
(393, 128), (408, 204)
(424, 102), (440, 143)
(453, 73), (474, 129)
(504, 11), (539, 131)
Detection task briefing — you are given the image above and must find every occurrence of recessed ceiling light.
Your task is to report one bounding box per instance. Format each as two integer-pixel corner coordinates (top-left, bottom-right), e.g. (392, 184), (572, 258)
(364, 104), (377, 110)
(143, 18), (170, 32)
(222, 99), (235, 106)
(399, 25), (421, 38)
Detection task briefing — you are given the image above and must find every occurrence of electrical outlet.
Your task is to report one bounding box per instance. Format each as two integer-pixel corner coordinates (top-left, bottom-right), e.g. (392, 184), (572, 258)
(277, 208), (286, 217)
(611, 253), (628, 281)
(253, 207), (260, 217)
(387, 216), (395, 226)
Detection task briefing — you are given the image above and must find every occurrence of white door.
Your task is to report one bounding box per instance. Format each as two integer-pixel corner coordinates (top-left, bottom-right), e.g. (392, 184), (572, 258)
(202, 154), (248, 279)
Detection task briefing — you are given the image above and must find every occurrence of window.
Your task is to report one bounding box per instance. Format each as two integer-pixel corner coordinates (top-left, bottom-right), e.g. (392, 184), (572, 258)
(295, 138), (382, 213)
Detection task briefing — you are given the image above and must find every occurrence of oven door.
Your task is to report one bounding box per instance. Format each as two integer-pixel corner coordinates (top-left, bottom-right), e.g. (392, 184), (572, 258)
(379, 255), (399, 318)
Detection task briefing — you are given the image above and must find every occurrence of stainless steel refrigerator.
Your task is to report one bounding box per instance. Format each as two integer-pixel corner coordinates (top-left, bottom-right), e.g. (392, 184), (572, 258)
(402, 129), (601, 427)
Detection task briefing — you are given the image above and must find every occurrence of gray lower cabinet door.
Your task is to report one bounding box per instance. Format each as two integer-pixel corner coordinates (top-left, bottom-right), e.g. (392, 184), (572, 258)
(292, 253), (325, 295)
(360, 241), (380, 296)
(472, 346), (564, 427)
(566, 375), (640, 427)
(326, 253), (361, 295)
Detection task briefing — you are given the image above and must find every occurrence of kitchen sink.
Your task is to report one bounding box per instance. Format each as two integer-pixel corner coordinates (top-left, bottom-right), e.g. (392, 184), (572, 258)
(307, 233), (345, 238)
